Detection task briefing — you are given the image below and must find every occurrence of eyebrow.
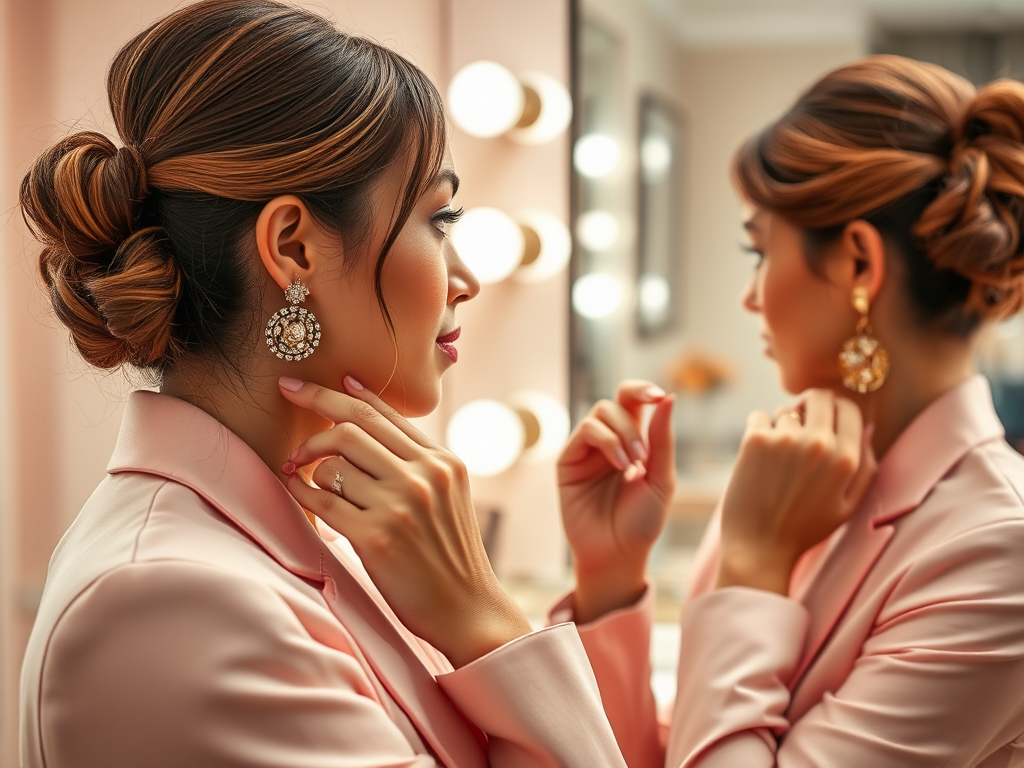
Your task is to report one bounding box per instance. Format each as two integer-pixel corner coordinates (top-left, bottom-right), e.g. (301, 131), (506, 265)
(437, 169), (460, 197)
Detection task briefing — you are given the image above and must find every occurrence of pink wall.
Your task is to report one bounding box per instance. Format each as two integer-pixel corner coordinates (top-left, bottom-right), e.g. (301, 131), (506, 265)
(0, 0), (571, 761)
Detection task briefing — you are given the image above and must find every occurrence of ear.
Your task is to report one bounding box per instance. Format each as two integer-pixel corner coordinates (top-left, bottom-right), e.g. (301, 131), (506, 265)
(828, 219), (886, 302)
(254, 195), (332, 290)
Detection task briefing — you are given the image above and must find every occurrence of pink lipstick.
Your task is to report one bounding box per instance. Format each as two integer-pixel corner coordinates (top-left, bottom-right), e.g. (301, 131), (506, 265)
(436, 327), (460, 363)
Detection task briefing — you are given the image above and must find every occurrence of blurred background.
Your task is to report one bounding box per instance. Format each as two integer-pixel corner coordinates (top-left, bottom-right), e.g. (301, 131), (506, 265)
(4, 0), (1024, 761)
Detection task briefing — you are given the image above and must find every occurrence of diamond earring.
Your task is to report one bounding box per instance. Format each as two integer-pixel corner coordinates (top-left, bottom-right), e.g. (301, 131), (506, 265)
(265, 276), (320, 362)
(839, 286), (889, 393)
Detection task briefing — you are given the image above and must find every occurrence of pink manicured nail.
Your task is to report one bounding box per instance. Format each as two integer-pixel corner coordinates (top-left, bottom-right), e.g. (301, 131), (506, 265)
(279, 376), (304, 392)
(644, 385), (666, 400)
(632, 440), (649, 463)
(343, 375), (364, 392)
(624, 463), (640, 482)
(281, 461), (296, 475)
(614, 447), (630, 470)
(287, 447), (299, 461)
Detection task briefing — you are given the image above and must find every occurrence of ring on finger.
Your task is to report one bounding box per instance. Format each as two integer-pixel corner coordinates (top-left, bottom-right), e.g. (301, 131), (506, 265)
(331, 471), (344, 495)
(783, 410), (802, 423)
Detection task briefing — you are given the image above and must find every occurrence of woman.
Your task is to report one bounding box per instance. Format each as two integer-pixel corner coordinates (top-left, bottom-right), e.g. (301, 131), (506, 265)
(17, 2), (629, 766)
(557, 56), (1024, 766)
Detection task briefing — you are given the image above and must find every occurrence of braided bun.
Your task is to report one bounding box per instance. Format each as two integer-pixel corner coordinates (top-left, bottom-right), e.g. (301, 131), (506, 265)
(916, 80), (1024, 319)
(21, 131), (182, 368)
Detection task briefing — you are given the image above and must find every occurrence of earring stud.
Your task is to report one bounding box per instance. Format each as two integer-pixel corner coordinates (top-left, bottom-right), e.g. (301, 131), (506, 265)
(265, 276), (320, 362)
(839, 286), (889, 393)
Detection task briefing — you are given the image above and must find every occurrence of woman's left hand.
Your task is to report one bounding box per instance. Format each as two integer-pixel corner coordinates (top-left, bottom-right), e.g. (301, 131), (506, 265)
(278, 376), (532, 669)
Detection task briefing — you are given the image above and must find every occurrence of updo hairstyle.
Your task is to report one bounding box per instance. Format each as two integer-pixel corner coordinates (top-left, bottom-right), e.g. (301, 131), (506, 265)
(20, 0), (447, 371)
(734, 55), (1024, 336)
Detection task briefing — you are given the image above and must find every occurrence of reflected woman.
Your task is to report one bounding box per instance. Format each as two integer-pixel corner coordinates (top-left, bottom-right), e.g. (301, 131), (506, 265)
(18, 2), (628, 766)
(559, 55), (1024, 766)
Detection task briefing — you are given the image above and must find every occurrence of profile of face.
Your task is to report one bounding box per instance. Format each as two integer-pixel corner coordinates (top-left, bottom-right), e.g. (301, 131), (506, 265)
(741, 207), (880, 396)
(255, 153), (480, 418)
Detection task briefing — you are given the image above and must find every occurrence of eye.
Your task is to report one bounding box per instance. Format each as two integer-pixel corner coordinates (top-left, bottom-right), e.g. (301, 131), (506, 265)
(432, 206), (464, 237)
(740, 243), (765, 268)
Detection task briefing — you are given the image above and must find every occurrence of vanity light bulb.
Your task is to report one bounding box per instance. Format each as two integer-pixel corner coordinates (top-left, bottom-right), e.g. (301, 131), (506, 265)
(576, 211), (619, 252)
(448, 61), (525, 138)
(506, 391), (571, 462)
(574, 134), (621, 179)
(507, 71), (573, 145)
(641, 135), (673, 183)
(450, 207), (525, 284)
(572, 273), (623, 319)
(447, 400), (526, 477)
(639, 274), (671, 322)
(512, 210), (572, 284)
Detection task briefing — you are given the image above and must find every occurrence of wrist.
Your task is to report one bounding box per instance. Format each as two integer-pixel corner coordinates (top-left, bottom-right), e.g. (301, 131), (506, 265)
(716, 545), (797, 595)
(444, 592), (533, 669)
(573, 559), (648, 625)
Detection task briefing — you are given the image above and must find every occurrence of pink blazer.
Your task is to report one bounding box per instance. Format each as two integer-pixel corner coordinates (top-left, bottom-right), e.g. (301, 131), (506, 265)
(558, 375), (1024, 767)
(19, 391), (627, 768)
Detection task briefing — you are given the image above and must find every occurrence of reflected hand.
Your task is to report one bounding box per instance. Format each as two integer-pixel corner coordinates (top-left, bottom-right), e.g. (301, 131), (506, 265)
(717, 389), (877, 595)
(279, 376), (532, 668)
(558, 381), (675, 623)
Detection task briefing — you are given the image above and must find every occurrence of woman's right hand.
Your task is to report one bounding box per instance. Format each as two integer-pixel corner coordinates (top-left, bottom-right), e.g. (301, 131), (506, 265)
(558, 381), (675, 624)
(717, 389), (877, 595)
(278, 376), (532, 669)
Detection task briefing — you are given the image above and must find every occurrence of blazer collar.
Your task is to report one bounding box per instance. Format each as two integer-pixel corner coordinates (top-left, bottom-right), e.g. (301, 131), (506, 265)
(107, 391), (486, 768)
(869, 374), (1004, 526)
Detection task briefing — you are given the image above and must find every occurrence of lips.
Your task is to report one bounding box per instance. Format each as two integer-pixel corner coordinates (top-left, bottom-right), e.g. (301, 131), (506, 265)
(436, 326), (460, 363)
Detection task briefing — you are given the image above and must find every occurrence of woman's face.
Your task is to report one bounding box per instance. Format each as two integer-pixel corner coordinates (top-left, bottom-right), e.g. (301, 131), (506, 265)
(741, 207), (853, 395)
(308, 155), (479, 417)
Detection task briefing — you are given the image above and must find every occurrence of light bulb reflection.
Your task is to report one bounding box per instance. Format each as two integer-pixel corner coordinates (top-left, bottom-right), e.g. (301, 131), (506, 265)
(639, 274), (671, 322)
(574, 134), (621, 178)
(447, 400), (525, 477)
(450, 207), (525, 284)
(448, 61), (524, 138)
(576, 211), (619, 252)
(641, 135), (672, 183)
(572, 273), (623, 319)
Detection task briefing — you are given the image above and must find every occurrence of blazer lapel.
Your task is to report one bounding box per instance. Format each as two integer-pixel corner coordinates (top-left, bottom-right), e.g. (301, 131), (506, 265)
(108, 391), (486, 768)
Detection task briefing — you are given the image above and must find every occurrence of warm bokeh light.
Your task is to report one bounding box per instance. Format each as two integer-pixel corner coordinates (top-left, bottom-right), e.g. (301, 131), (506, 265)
(507, 390), (571, 462)
(573, 133), (621, 178)
(446, 399), (526, 477)
(572, 272), (623, 319)
(576, 210), (619, 251)
(508, 71), (573, 144)
(448, 60), (525, 138)
(639, 273), (671, 321)
(641, 134), (673, 182)
(513, 209), (572, 283)
(450, 206), (525, 284)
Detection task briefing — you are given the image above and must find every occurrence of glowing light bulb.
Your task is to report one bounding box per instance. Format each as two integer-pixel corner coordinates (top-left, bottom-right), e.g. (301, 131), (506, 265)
(508, 72), (573, 145)
(448, 61), (524, 138)
(447, 400), (525, 477)
(513, 210), (571, 283)
(576, 211), (619, 252)
(574, 134), (621, 178)
(450, 207), (525, 284)
(572, 273), (623, 319)
(639, 274), (671, 321)
(507, 391), (571, 462)
(641, 135), (673, 183)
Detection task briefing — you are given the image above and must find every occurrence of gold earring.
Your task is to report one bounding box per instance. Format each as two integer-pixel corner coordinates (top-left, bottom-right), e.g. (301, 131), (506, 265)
(265, 276), (320, 362)
(839, 286), (889, 393)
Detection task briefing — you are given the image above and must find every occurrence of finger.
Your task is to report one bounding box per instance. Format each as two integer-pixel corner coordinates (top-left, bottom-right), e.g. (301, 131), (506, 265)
(746, 409), (773, 436)
(834, 397), (864, 466)
(594, 399), (648, 463)
(309, 455), (374, 511)
(614, 379), (667, 421)
(278, 378), (418, 460)
(285, 471), (364, 536)
(842, 424), (877, 509)
(803, 389), (835, 433)
(558, 417), (632, 471)
(289, 423), (403, 480)
(773, 405), (803, 433)
(644, 394), (676, 500)
(341, 375), (436, 448)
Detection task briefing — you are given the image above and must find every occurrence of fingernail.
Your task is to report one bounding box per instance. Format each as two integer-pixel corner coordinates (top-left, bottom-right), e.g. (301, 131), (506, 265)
(279, 376), (304, 392)
(632, 440), (649, 463)
(614, 447), (630, 471)
(287, 447), (299, 461)
(281, 461), (296, 475)
(624, 463), (640, 482)
(644, 385), (666, 400)
(344, 375), (364, 392)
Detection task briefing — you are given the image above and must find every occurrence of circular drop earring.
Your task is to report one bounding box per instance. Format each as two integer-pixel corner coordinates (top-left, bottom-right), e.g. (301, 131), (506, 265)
(265, 276), (321, 361)
(839, 286), (889, 393)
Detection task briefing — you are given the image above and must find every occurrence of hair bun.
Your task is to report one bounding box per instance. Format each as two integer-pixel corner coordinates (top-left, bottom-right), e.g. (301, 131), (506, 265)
(914, 79), (1024, 319)
(22, 131), (181, 369)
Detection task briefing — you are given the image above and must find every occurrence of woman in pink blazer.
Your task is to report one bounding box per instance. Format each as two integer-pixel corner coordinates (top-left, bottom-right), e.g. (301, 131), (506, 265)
(556, 57), (1024, 766)
(18, 1), (635, 766)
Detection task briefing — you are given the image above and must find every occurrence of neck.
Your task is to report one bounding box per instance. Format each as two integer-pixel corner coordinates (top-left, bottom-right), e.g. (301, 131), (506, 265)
(160, 358), (329, 527)
(851, 330), (975, 459)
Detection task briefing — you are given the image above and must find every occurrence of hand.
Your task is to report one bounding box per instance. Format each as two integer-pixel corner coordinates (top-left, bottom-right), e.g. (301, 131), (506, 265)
(717, 389), (877, 595)
(278, 375), (532, 668)
(558, 381), (675, 623)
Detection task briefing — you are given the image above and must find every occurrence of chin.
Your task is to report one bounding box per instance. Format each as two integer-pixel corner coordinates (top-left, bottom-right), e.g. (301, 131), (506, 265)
(380, 383), (441, 419)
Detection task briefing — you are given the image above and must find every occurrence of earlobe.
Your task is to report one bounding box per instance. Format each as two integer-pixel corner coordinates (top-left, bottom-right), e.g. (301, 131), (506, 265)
(255, 195), (322, 289)
(845, 220), (886, 301)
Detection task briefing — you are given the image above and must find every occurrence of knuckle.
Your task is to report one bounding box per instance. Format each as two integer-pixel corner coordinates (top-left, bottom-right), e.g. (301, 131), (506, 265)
(349, 400), (379, 424)
(402, 474), (434, 508)
(334, 421), (362, 445)
(833, 453), (857, 476)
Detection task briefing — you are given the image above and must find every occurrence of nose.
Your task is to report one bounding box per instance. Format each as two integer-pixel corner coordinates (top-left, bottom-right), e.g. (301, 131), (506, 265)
(741, 274), (760, 314)
(447, 243), (480, 305)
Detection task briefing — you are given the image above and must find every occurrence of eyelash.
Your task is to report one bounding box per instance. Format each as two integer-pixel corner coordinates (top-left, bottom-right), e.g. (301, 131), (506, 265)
(740, 243), (765, 267)
(433, 206), (464, 236)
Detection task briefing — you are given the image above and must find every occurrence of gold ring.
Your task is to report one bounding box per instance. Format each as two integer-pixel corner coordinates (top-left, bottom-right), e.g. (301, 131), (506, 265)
(785, 411), (802, 421)
(331, 471), (344, 495)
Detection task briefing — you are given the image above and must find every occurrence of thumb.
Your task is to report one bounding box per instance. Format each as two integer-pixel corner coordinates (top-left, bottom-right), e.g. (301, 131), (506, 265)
(644, 394), (676, 500)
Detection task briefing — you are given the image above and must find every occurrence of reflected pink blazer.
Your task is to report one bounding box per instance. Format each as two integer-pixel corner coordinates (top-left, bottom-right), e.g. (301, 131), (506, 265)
(558, 375), (1024, 767)
(20, 392), (626, 768)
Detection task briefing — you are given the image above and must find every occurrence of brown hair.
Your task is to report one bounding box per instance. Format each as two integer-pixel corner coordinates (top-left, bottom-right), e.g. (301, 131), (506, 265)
(734, 54), (1024, 336)
(20, 0), (447, 370)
